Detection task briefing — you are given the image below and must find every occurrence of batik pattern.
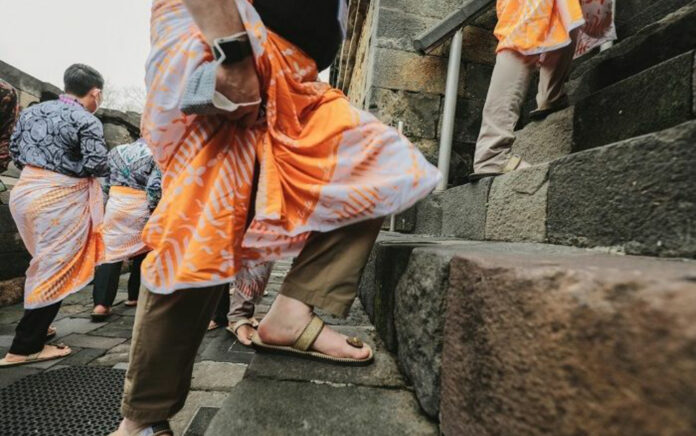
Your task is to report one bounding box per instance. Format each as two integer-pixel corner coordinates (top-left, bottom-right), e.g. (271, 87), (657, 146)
(103, 139), (162, 211)
(140, 0), (441, 297)
(10, 96), (108, 178)
(102, 186), (151, 263)
(10, 166), (104, 309)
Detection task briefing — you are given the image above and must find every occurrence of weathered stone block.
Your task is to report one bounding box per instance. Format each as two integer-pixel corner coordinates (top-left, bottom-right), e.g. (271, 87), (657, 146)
(102, 123), (135, 149)
(548, 120), (696, 258)
(372, 48), (448, 94)
(376, 8), (439, 53)
(394, 247), (457, 419)
(246, 326), (406, 388)
(414, 193), (443, 236)
(441, 244), (696, 436)
(441, 177), (492, 239)
(485, 164), (549, 242)
(369, 88), (441, 139)
(615, 0), (692, 38)
(381, 0), (463, 19)
(574, 51), (694, 152)
(450, 97), (485, 144)
(462, 62), (493, 100)
(206, 379), (438, 435)
(512, 106), (574, 164)
(191, 361), (246, 391)
(0, 277), (23, 307)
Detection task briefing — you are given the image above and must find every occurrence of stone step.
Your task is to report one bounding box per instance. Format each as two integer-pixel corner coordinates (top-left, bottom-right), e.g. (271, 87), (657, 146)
(406, 119), (696, 258)
(358, 235), (696, 434)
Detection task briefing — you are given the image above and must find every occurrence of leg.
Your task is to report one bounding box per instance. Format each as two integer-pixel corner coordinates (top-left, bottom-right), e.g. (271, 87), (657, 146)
(92, 261), (123, 312)
(258, 218), (383, 359)
(3, 302), (70, 362)
(226, 287), (257, 344)
(127, 253), (147, 302)
(208, 284), (231, 329)
(536, 29), (580, 111)
(120, 284), (225, 425)
(473, 49), (536, 174)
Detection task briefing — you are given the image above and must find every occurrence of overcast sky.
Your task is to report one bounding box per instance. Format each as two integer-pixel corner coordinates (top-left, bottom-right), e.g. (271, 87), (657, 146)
(0, 0), (151, 92)
(0, 0), (328, 98)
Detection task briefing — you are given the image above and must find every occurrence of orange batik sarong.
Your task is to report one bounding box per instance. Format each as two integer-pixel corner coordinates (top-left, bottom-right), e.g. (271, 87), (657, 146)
(141, 0), (441, 297)
(10, 166), (104, 309)
(495, 0), (585, 55)
(101, 186), (150, 264)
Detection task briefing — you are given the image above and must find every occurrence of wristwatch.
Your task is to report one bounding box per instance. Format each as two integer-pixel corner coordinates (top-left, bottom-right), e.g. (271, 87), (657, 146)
(213, 33), (252, 65)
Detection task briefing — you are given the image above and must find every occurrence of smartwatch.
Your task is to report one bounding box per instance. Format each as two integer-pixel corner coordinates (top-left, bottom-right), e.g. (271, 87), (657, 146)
(213, 33), (252, 65)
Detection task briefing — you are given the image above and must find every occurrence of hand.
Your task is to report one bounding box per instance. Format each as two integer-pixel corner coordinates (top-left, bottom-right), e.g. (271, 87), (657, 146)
(215, 57), (261, 128)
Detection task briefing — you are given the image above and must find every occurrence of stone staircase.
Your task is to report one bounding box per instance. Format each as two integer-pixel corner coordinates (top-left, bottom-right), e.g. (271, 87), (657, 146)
(360, 2), (696, 435)
(399, 2), (696, 258)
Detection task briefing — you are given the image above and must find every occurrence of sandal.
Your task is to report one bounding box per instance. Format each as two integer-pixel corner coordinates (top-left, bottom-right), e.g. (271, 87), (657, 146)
(0, 343), (71, 368)
(251, 315), (374, 366)
(468, 155), (528, 182)
(108, 421), (172, 436)
(226, 318), (258, 345)
(124, 300), (138, 307)
(91, 308), (112, 322)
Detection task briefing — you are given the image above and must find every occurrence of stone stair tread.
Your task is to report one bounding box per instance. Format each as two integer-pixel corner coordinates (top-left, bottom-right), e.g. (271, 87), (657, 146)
(359, 235), (696, 433)
(204, 378), (438, 436)
(245, 325), (407, 389)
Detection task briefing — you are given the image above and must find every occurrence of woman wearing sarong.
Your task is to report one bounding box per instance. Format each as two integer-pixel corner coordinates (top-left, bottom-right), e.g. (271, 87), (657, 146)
(91, 139), (161, 322)
(112, 0), (440, 434)
(0, 64), (107, 367)
(471, 0), (616, 179)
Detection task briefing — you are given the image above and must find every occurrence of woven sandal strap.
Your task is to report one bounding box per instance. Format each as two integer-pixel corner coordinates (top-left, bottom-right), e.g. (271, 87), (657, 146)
(232, 319), (253, 334)
(293, 315), (324, 352)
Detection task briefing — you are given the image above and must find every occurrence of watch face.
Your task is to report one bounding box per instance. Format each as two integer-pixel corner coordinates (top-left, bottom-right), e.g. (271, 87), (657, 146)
(215, 39), (252, 64)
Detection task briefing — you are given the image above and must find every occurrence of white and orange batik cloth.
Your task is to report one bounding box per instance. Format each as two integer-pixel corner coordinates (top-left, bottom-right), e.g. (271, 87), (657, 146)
(140, 0), (441, 298)
(10, 166), (104, 309)
(101, 186), (151, 264)
(495, 0), (615, 57)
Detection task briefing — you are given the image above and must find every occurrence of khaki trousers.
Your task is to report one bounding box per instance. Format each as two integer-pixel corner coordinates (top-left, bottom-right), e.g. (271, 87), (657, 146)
(473, 30), (579, 174)
(121, 218), (383, 422)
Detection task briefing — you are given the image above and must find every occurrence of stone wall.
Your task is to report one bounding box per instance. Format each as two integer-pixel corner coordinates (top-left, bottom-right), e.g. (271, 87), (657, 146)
(334, 0), (498, 186)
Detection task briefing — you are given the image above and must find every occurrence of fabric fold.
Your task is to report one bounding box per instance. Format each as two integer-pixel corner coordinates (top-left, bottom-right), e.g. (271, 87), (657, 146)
(101, 185), (150, 264)
(10, 166), (104, 309)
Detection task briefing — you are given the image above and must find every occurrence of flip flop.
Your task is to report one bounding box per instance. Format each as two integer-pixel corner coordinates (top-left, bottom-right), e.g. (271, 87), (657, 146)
(108, 421), (172, 436)
(226, 319), (257, 346)
(0, 343), (71, 368)
(251, 315), (374, 366)
(91, 309), (112, 322)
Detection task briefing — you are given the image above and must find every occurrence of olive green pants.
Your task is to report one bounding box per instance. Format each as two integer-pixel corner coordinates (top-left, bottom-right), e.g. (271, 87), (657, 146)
(121, 218), (383, 422)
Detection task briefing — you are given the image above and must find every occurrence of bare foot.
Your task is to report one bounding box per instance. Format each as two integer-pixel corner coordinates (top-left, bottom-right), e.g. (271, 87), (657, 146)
(3, 344), (71, 363)
(257, 294), (371, 360)
(233, 323), (256, 346)
(93, 304), (111, 315)
(208, 320), (221, 331)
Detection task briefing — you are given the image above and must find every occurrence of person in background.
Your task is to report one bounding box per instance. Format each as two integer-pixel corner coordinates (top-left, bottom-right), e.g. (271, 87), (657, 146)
(91, 138), (161, 322)
(208, 263), (273, 346)
(0, 79), (18, 174)
(110, 0), (440, 434)
(470, 0), (616, 180)
(0, 64), (107, 367)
